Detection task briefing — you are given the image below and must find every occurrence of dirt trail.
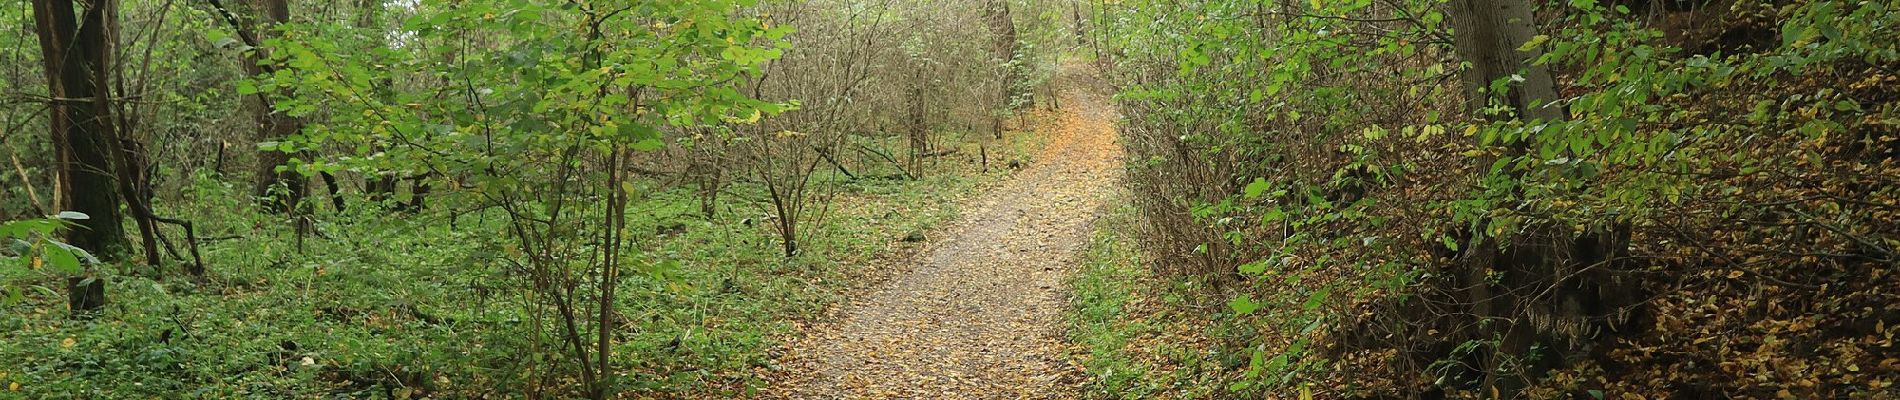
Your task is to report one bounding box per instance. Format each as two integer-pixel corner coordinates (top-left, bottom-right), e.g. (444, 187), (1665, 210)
(766, 68), (1122, 399)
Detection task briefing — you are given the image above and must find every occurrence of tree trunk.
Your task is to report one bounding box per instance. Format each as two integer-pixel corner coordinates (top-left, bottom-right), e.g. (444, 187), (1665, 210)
(1446, 0), (1644, 397)
(403, 176), (431, 213)
(356, 0), (399, 208)
(241, 0), (306, 212)
(320, 171), (345, 211)
(984, 0), (1026, 138)
(117, 139), (162, 272)
(33, 0), (129, 315)
(367, 176), (397, 204)
(1447, 0), (1563, 123)
(906, 64), (929, 178)
(1445, 0), (1562, 397)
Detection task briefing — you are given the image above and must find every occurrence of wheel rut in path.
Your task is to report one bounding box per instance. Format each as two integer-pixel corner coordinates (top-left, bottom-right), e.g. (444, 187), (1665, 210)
(766, 70), (1122, 400)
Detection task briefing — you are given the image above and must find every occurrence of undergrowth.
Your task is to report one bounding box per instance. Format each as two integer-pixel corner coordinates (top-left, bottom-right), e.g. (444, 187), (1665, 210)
(1068, 199), (1227, 400)
(0, 156), (1006, 398)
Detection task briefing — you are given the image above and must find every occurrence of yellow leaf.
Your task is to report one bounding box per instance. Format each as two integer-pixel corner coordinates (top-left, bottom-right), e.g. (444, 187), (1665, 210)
(1518, 34), (1550, 51)
(60, 337), (75, 349)
(29, 257), (40, 270)
(8, 381), (17, 392)
(1300, 384), (1313, 400)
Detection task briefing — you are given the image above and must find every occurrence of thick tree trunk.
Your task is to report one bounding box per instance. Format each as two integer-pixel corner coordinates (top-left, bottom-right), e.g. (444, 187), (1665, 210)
(237, 0), (306, 212)
(1446, 1), (1639, 397)
(1445, 0), (1562, 397)
(1447, 0), (1563, 123)
(253, 112), (304, 211)
(33, 0), (129, 315)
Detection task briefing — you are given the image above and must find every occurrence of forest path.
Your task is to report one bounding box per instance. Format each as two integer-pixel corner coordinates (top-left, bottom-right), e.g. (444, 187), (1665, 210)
(764, 66), (1122, 399)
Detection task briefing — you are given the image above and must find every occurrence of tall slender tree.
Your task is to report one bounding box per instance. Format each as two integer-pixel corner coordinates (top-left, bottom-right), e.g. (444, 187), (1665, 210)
(983, 0), (1024, 139)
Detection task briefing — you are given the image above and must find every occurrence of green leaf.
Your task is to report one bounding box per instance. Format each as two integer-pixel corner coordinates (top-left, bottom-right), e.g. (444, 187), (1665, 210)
(42, 244), (82, 274)
(1229, 295), (1260, 316)
(1244, 178), (1270, 198)
(1265, 352), (1288, 372)
(1782, 21), (1806, 48)
(619, 122), (661, 140)
(1262, 206), (1286, 223)
(641, 259), (682, 281)
(0, 219), (60, 238)
(1238, 260), (1268, 275)
(630, 137), (665, 152)
(1302, 287), (1331, 310)
(50, 241), (99, 266)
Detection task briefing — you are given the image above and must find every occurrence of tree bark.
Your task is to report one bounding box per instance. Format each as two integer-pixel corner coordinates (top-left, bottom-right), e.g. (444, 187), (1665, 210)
(356, 0), (399, 207)
(1444, 0), (1561, 397)
(906, 63), (929, 177)
(1447, 0), (1563, 123)
(1446, 0), (1642, 397)
(33, 0), (129, 315)
(235, 0), (305, 212)
(984, 0), (1026, 139)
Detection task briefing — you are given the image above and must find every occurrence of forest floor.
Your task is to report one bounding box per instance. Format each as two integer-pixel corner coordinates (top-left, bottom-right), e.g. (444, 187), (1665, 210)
(763, 66), (1124, 399)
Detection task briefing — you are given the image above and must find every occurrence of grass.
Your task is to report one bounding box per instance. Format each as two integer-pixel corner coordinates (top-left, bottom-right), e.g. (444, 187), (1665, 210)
(1066, 199), (1229, 400)
(0, 136), (1013, 398)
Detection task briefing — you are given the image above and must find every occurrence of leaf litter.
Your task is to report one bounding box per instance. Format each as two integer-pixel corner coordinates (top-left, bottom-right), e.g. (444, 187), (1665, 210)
(762, 65), (1123, 400)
